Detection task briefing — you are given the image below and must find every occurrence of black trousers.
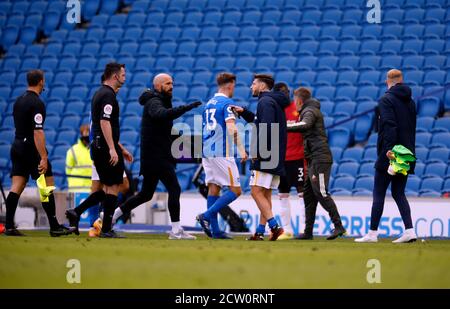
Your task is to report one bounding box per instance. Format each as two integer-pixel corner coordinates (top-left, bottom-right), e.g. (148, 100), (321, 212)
(120, 160), (181, 222)
(303, 161), (343, 235)
(370, 168), (413, 230)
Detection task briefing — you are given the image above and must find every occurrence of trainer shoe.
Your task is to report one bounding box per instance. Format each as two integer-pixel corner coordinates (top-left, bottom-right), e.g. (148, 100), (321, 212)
(50, 225), (72, 237)
(196, 214), (212, 237)
(65, 209), (80, 235)
(247, 232), (264, 241)
(168, 228), (197, 240)
(269, 225), (284, 241)
(355, 230), (378, 243)
(4, 228), (25, 236)
(277, 231), (294, 240)
(99, 230), (125, 238)
(294, 233), (313, 240)
(93, 218), (102, 232)
(212, 232), (233, 240)
(326, 225), (346, 240)
(392, 228), (417, 243)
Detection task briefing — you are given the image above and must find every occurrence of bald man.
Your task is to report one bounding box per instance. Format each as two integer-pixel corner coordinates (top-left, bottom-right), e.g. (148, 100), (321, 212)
(111, 73), (202, 239)
(356, 69), (417, 243)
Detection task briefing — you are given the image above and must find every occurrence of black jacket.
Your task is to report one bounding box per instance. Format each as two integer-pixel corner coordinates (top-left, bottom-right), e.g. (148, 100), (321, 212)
(138, 89), (199, 172)
(287, 98), (333, 164)
(375, 83), (416, 173)
(241, 91), (290, 176)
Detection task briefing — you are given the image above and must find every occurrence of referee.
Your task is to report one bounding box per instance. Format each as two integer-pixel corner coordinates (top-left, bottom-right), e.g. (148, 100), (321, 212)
(4, 70), (71, 237)
(88, 62), (127, 238)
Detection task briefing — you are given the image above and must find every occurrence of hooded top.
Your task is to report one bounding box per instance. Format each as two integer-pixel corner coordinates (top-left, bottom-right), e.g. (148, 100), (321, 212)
(286, 98), (333, 163)
(375, 83), (416, 173)
(241, 90), (290, 176)
(138, 89), (195, 171)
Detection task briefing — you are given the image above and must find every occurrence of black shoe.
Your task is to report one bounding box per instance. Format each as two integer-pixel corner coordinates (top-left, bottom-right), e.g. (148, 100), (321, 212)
(4, 228), (25, 236)
(247, 232), (264, 241)
(99, 230), (125, 238)
(326, 226), (346, 240)
(50, 225), (73, 237)
(65, 209), (80, 235)
(294, 233), (313, 240)
(196, 213), (212, 238)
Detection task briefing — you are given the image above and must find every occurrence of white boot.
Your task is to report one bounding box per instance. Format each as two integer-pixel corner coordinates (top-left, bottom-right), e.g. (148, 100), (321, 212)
(392, 228), (417, 243)
(355, 230), (378, 243)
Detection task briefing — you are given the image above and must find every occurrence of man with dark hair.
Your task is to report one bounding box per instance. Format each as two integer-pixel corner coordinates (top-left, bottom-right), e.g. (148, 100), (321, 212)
(196, 72), (247, 239)
(69, 62), (128, 238)
(232, 74), (290, 241)
(4, 70), (71, 236)
(287, 87), (346, 240)
(110, 73), (201, 240)
(66, 67), (133, 237)
(356, 69), (417, 243)
(272, 82), (306, 240)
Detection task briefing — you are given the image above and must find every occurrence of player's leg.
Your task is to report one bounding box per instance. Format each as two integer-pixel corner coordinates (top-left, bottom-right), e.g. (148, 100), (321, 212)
(65, 179), (106, 235)
(277, 166), (293, 239)
(201, 183), (221, 237)
(251, 183), (282, 241)
(113, 174), (157, 224)
(391, 175), (416, 243)
(41, 175), (71, 236)
(355, 169), (391, 243)
(199, 158), (241, 238)
(159, 162), (196, 240)
(100, 183), (121, 236)
(297, 171), (318, 240)
(4, 176), (27, 235)
(309, 163), (345, 240)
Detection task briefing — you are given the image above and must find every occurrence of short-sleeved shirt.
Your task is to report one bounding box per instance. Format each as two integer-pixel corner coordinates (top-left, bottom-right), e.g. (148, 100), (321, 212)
(13, 90), (46, 141)
(202, 93), (236, 158)
(91, 85), (120, 146)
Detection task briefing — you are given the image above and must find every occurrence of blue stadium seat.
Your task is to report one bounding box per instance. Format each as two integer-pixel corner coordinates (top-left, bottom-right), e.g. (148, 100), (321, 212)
(363, 146), (377, 161)
(121, 130), (139, 144)
(428, 147), (450, 163)
(415, 147), (428, 162)
(420, 176), (443, 192)
(328, 128), (351, 149)
(354, 175), (374, 191)
(425, 162), (448, 178)
(100, 0), (120, 15)
(416, 132), (432, 147)
(418, 97), (441, 118)
(333, 175), (355, 191)
(359, 161), (375, 176)
(354, 114), (374, 143)
(337, 162), (359, 176)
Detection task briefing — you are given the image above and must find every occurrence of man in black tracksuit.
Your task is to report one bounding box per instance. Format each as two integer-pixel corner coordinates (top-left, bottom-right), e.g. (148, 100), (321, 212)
(287, 87), (346, 240)
(111, 73), (201, 239)
(356, 69), (417, 243)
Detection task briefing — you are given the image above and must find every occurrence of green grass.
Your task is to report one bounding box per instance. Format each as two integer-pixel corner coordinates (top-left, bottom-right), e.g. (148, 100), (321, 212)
(0, 231), (449, 289)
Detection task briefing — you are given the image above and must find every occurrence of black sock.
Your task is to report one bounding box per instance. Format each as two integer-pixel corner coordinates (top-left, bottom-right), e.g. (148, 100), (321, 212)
(41, 194), (59, 229)
(5, 192), (20, 229)
(74, 190), (106, 216)
(101, 194), (117, 233)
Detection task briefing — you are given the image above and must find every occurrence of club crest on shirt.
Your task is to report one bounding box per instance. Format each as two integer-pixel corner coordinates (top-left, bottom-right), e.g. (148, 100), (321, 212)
(103, 104), (113, 115)
(34, 113), (43, 124)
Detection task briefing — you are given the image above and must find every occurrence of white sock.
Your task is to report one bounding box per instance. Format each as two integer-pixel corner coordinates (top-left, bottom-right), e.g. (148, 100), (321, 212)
(298, 195), (306, 234)
(172, 221), (181, 233)
(279, 196), (293, 234)
(405, 228), (415, 235)
(368, 230), (378, 237)
(112, 208), (123, 224)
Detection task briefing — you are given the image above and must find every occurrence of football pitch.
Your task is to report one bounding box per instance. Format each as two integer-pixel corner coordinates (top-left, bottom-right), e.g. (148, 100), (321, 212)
(0, 231), (449, 289)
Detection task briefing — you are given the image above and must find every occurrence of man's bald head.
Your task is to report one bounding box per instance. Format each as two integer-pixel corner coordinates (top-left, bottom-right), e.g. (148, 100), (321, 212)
(153, 73), (173, 97)
(386, 69), (403, 89)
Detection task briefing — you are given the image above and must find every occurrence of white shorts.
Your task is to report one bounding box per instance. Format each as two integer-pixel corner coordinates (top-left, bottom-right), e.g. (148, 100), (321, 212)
(203, 157), (241, 187)
(249, 170), (280, 190)
(91, 164), (126, 181)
